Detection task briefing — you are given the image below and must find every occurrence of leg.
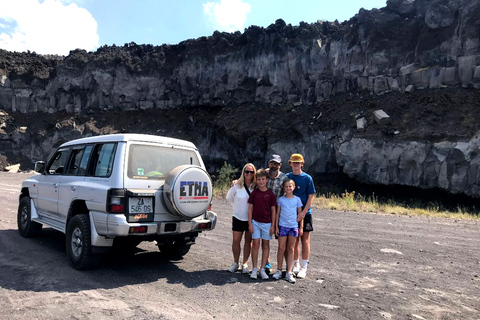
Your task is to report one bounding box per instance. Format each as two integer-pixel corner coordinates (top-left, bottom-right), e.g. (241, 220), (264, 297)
(293, 233), (300, 260)
(277, 236), (287, 271)
(286, 235), (296, 273)
(296, 232), (311, 279)
(251, 239), (260, 269)
(301, 231), (311, 261)
(292, 235), (300, 273)
(260, 240), (270, 268)
(242, 230), (252, 265)
(232, 231), (243, 264)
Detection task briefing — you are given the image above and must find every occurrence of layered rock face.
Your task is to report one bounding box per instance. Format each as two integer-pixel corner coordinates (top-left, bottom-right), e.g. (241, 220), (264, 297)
(1, 0), (480, 197)
(336, 133), (480, 196)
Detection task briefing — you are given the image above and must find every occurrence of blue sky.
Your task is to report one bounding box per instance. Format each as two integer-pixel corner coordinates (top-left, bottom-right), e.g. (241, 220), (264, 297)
(0, 0), (386, 55)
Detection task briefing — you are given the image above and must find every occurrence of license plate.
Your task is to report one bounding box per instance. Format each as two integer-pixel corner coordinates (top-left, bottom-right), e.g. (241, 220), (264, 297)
(129, 197), (153, 214)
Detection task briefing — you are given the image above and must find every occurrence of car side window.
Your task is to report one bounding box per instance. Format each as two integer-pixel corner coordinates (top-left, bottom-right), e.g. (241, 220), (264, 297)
(64, 147), (85, 175)
(90, 143), (116, 177)
(78, 145), (93, 175)
(46, 148), (71, 175)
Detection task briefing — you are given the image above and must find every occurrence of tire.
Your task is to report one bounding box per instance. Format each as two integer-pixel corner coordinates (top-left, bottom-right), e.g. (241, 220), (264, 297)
(157, 240), (191, 260)
(66, 215), (100, 270)
(17, 197), (42, 238)
(163, 165), (213, 219)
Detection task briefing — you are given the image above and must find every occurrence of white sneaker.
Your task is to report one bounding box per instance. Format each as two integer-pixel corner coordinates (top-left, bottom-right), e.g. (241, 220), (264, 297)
(285, 272), (296, 283)
(260, 268), (269, 280)
(227, 262), (239, 273)
(272, 270), (282, 280)
(296, 267), (307, 279)
(292, 262), (300, 275)
(241, 264), (249, 274)
(250, 268), (258, 279)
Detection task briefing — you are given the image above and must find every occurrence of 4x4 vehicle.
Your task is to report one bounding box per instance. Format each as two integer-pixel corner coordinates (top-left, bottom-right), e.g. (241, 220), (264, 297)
(18, 133), (217, 269)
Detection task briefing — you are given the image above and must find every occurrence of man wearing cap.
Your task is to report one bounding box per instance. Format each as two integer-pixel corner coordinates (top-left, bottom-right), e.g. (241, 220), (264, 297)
(286, 153), (316, 279)
(266, 154), (287, 199)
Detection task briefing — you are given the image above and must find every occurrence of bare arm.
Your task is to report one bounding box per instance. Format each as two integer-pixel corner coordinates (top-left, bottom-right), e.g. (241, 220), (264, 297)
(270, 206), (275, 235)
(298, 193), (314, 222)
(275, 205), (281, 236)
(297, 206), (304, 237)
(248, 204), (254, 234)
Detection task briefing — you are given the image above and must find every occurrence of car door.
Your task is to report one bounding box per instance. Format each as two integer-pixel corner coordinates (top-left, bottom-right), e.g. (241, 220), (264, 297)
(36, 148), (71, 220)
(58, 145), (93, 220)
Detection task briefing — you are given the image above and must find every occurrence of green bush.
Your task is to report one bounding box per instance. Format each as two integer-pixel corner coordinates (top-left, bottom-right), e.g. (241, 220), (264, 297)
(214, 161), (238, 196)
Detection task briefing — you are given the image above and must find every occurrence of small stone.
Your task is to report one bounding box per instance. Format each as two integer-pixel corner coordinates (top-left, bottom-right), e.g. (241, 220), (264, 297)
(373, 110), (390, 125)
(405, 84), (415, 93)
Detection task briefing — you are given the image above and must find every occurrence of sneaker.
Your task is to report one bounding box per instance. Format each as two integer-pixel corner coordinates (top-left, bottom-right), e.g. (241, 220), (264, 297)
(250, 268), (258, 279)
(296, 267), (307, 279)
(292, 261), (300, 275)
(265, 262), (272, 275)
(272, 270), (283, 280)
(241, 264), (249, 274)
(285, 272), (296, 283)
(260, 268), (269, 280)
(227, 262), (239, 273)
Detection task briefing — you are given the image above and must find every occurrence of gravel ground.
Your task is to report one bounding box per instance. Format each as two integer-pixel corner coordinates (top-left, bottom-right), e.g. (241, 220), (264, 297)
(0, 172), (479, 320)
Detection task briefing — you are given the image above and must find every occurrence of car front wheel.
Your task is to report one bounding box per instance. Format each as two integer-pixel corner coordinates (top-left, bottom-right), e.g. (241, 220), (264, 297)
(17, 197), (42, 238)
(66, 215), (100, 270)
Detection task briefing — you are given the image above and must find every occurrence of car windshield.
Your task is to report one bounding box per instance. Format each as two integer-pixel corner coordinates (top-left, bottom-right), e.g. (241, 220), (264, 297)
(127, 144), (200, 180)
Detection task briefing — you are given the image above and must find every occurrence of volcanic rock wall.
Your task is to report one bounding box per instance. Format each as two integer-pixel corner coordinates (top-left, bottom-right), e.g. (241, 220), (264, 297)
(1, 0), (480, 197)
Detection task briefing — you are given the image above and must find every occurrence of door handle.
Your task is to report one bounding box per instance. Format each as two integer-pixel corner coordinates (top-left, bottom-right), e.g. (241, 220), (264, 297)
(53, 183), (58, 188)
(71, 186), (77, 191)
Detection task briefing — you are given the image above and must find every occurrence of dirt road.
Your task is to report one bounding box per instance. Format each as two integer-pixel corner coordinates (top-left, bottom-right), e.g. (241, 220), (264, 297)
(0, 172), (479, 320)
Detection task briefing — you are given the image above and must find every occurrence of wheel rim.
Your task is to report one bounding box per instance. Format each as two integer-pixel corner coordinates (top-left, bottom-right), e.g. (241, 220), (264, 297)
(71, 227), (83, 258)
(21, 206), (29, 229)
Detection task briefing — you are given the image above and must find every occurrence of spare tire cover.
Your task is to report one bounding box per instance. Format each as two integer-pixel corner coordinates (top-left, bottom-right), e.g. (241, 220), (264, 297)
(163, 165), (213, 219)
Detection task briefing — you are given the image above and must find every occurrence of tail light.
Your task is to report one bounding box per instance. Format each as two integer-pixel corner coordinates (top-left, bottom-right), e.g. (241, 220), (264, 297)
(107, 188), (126, 213)
(199, 222), (211, 229)
(129, 226), (147, 233)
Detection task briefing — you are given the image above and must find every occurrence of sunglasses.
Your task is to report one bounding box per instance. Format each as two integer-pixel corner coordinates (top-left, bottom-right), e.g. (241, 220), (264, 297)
(244, 170), (255, 174)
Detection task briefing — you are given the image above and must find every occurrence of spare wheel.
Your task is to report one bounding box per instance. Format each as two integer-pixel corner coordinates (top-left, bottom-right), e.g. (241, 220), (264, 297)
(163, 165), (213, 219)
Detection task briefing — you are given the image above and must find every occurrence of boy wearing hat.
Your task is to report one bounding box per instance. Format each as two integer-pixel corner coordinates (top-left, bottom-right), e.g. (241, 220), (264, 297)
(286, 153), (316, 279)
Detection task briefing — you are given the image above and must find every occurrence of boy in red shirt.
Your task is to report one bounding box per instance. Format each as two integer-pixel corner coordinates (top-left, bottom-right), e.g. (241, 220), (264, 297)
(248, 169), (277, 279)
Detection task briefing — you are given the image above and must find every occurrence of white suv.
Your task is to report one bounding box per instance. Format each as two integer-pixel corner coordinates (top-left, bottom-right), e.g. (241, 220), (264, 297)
(18, 133), (217, 269)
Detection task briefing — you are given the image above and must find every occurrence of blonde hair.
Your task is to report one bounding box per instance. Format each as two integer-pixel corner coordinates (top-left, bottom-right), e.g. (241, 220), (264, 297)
(236, 163), (257, 188)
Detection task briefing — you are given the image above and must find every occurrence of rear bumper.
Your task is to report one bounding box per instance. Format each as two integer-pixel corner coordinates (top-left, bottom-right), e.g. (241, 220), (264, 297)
(91, 210), (217, 238)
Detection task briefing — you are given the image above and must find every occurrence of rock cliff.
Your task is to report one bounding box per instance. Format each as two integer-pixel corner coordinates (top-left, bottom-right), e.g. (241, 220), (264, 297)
(1, 0), (480, 197)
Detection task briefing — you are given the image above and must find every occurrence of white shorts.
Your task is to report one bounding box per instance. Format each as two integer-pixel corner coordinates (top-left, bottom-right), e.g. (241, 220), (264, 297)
(252, 220), (272, 240)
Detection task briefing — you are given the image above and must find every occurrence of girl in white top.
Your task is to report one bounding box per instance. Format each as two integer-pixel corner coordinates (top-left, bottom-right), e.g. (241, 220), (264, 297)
(226, 163), (256, 273)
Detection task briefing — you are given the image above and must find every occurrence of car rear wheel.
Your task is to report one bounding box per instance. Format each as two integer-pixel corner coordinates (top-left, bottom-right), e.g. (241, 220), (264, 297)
(17, 197), (42, 238)
(66, 215), (100, 270)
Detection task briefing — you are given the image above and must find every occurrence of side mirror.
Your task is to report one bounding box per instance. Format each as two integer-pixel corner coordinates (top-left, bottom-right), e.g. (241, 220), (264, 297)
(34, 161), (45, 174)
